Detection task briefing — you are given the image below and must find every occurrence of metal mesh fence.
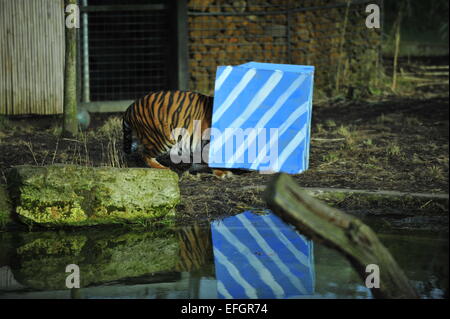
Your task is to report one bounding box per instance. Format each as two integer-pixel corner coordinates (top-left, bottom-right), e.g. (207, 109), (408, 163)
(79, 0), (382, 103)
(188, 0), (383, 96)
(80, 0), (170, 102)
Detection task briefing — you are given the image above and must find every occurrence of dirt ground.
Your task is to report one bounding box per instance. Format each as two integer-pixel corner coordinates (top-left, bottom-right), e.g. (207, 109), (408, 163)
(0, 57), (448, 226)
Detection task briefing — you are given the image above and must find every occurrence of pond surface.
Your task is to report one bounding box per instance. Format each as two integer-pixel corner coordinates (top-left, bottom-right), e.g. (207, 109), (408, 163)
(0, 210), (447, 299)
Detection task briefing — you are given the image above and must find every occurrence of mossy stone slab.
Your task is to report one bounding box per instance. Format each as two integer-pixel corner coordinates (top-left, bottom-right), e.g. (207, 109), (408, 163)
(7, 165), (180, 227)
(10, 229), (179, 290)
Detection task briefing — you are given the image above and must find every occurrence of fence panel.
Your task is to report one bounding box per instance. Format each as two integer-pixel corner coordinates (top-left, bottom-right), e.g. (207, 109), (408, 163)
(80, 1), (171, 102)
(0, 0), (65, 115)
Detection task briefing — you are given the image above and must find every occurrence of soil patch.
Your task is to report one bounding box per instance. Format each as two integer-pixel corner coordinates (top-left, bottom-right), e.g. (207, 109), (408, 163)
(1, 59), (448, 228)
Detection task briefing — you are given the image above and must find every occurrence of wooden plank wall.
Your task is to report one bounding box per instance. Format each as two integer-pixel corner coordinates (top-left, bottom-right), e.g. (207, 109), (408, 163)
(0, 0), (65, 115)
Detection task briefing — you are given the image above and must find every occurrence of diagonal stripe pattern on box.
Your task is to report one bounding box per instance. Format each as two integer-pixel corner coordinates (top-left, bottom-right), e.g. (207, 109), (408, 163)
(208, 62), (315, 174)
(211, 210), (315, 299)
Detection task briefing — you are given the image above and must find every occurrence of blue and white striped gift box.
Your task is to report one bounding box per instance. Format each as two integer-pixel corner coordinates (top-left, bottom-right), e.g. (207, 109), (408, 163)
(208, 62), (314, 174)
(211, 210), (315, 299)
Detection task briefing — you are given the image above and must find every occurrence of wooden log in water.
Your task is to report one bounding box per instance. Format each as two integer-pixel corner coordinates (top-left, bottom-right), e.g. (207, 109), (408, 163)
(264, 173), (419, 299)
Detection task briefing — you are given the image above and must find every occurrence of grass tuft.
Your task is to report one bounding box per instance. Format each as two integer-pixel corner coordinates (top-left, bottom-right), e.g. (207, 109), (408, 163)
(386, 142), (402, 157)
(98, 117), (126, 168)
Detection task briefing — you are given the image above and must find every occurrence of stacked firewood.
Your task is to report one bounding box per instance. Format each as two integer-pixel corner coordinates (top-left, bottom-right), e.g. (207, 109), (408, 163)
(188, 0), (381, 96)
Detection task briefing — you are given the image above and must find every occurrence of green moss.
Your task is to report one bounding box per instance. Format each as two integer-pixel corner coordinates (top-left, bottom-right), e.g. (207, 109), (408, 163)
(0, 184), (14, 230)
(17, 203), (88, 225)
(7, 165), (180, 228)
(17, 235), (87, 256)
(315, 191), (347, 204)
(12, 228), (180, 290)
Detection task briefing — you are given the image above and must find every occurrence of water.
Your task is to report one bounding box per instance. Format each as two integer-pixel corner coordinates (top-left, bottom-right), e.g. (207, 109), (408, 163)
(0, 210), (447, 299)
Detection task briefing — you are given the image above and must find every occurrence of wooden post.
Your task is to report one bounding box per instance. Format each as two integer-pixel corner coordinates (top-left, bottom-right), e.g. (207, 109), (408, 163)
(391, 2), (404, 92)
(63, 0), (79, 137)
(80, 0), (90, 103)
(335, 0), (351, 94)
(264, 173), (419, 299)
(169, 0), (188, 91)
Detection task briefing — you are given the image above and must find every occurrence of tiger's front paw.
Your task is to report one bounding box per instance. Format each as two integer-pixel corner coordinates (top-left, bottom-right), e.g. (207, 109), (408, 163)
(212, 169), (233, 179)
(144, 157), (169, 169)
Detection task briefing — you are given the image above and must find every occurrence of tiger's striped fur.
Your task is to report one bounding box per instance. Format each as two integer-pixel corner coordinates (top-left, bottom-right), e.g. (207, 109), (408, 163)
(123, 90), (230, 177)
(176, 225), (213, 272)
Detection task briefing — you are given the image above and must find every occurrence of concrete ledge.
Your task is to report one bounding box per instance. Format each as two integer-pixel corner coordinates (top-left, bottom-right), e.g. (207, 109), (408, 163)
(243, 184), (449, 215)
(243, 185), (449, 200)
(303, 187), (449, 200)
(6, 165), (180, 228)
(80, 100), (133, 113)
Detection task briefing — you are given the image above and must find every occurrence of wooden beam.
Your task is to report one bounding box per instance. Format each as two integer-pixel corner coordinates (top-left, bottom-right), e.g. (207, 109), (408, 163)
(264, 173), (419, 299)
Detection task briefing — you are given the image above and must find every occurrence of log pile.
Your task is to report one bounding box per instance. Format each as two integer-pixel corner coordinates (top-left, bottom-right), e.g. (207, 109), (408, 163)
(187, 0), (381, 96)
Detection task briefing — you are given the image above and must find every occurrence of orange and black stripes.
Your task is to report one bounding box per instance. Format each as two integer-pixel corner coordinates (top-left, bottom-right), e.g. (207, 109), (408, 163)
(176, 225), (213, 272)
(123, 90), (214, 160)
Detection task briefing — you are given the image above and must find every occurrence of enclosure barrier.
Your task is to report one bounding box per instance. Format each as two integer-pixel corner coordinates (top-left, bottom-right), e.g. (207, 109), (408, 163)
(0, 0), (64, 115)
(0, 0), (382, 115)
(188, 0), (382, 96)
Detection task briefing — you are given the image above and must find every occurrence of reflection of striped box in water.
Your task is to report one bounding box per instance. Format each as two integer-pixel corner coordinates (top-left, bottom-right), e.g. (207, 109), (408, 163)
(208, 62), (314, 174)
(211, 211), (315, 299)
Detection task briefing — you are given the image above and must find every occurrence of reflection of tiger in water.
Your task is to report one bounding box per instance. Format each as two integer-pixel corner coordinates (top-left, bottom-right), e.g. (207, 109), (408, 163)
(123, 90), (231, 178)
(176, 225), (213, 273)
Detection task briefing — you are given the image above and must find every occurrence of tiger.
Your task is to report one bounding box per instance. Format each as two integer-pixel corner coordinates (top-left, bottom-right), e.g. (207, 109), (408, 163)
(176, 225), (213, 272)
(123, 90), (231, 178)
